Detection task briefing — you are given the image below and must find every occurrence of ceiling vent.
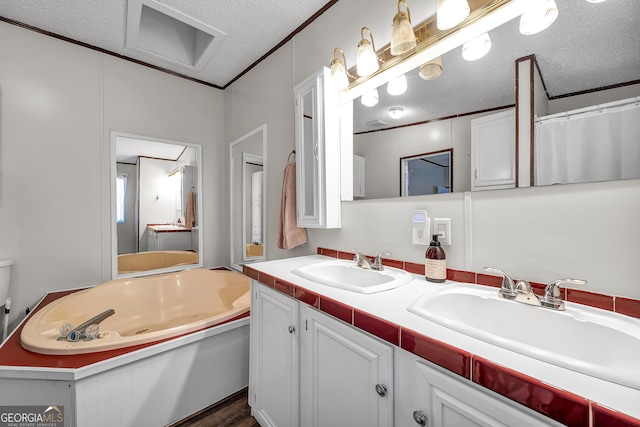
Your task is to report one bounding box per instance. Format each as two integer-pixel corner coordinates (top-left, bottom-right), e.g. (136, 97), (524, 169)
(125, 0), (227, 71)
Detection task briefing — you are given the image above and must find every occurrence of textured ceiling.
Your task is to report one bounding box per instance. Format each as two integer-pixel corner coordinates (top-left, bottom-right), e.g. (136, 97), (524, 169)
(0, 0), (638, 132)
(0, 0), (332, 87)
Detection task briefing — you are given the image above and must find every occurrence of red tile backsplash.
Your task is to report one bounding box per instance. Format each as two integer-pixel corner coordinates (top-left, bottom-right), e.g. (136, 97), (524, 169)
(337, 251), (354, 260)
(405, 261), (423, 275)
(592, 403), (640, 427)
(447, 269), (475, 283)
(566, 289), (614, 311)
(353, 309), (400, 346)
(472, 357), (589, 427)
(615, 297), (640, 319)
(400, 328), (471, 378)
(476, 273), (503, 288)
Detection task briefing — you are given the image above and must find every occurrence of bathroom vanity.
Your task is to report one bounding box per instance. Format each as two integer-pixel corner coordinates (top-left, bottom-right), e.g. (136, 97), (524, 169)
(146, 224), (192, 251)
(246, 254), (640, 427)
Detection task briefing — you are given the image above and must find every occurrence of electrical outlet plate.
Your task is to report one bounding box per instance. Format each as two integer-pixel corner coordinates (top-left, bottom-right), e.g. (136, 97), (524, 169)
(434, 218), (451, 245)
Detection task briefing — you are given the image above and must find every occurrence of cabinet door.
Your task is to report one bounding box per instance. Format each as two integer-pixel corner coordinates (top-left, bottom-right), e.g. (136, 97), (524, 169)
(249, 283), (299, 427)
(294, 67), (342, 229)
(300, 305), (393, 427)
(471, 109), (516, 191)
(395, 348), (560, 427)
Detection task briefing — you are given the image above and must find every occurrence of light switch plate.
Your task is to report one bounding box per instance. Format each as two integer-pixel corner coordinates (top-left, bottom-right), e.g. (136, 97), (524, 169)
(434, 218), (451, 245)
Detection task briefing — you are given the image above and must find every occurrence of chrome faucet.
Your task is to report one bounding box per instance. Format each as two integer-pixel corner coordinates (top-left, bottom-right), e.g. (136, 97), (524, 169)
(371, 252), (390, 271)
(483, 267), (517, 300)
(65, 309), (115, 342)
(352, 249), (372, 269)
(483, 267), (541, 306)
(540, 278), (587, 310)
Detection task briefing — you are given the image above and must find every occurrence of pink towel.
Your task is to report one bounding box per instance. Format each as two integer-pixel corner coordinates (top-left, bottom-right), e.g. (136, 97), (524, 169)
(276, 163), (307, 249)
(185, 192), (196, 230)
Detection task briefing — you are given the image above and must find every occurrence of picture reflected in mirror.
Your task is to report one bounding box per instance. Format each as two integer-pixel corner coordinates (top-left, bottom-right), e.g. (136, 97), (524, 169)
(401, 149), (452, 196)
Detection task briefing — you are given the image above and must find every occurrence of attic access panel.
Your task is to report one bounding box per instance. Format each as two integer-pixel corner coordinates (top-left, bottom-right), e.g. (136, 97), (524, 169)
(126, 0), (227, 71)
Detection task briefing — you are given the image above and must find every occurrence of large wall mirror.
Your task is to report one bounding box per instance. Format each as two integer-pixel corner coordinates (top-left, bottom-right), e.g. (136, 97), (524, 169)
(110, 131), (203, 278)
(347, 0), (640, 200)
(230, 124), (267, 271)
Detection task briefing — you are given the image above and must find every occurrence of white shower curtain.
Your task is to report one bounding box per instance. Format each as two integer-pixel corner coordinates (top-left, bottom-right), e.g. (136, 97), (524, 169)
(535, 101), (640, 186)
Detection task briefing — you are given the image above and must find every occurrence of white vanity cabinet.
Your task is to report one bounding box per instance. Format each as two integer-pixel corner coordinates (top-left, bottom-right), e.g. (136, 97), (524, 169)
(249, 283), (299, 427)
(300, 304), (393, 427)
(146, 227), (191, 251)
(394, 348), (560, 427)
(471, 109), (516, 191)
(294, 67), (342, 229)
(249, 281), (393, 427)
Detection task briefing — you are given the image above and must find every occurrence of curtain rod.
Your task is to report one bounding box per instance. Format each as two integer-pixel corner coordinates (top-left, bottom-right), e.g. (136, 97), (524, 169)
(536, 96), (640, 123)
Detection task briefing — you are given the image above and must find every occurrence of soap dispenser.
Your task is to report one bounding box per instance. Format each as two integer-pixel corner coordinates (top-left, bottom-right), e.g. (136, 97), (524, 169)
(425, 235), (446, 283)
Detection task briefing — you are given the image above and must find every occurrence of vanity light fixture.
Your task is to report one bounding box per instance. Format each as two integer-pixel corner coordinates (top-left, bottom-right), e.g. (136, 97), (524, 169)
(436, 0), (471, 30)
(168, 166), (182, 177)
(462, 32), (491, 61)
(357, 27), (381, 77)
(419, 56), (443, 80)
(519, 0), (559, 35)
(330, 48), (353, 90)
(390, 0), (417, 56)
(388, 107), (404, 119)
(361, 88), (380, 107)
(387, 74), (408, 96)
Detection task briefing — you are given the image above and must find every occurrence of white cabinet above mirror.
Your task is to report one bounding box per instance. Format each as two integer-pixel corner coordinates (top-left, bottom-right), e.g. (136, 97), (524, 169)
(294, 67), (353, 229)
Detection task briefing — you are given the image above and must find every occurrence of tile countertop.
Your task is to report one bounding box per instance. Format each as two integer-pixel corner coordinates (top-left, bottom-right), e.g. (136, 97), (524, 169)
(247, 254), (640, 422)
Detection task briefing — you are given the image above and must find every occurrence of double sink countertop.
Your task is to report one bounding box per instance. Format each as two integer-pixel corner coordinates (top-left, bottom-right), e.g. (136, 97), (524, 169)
(247, 254), (640, 423)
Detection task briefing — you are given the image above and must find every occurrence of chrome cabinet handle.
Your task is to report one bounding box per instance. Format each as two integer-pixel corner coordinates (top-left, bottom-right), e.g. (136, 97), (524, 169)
(288, 325), (295, 334)
(375, 384), (387, 397)
(413, 410), (428, 426)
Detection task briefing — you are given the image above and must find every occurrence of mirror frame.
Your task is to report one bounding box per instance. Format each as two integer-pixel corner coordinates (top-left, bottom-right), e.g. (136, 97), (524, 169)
(229, 124), (268, 271)
(109, 130), (204, 279)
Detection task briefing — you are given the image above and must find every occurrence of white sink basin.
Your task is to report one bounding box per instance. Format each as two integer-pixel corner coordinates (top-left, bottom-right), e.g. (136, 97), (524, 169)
(292, 260), (413, 293)
(408, 284), (640, 389)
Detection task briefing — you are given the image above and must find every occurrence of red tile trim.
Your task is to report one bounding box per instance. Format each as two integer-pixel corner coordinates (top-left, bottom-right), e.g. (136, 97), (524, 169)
(472, 356), (589, 427)
(353, 309), (400, 346)
(592, 402), (640, 427)
(274, 279), (295, 297)
(242, 265), (259, 281)
(566, 289), (614, 311)
(476, 273), (503, 288)
(319, 296), (353, 324)
(405, 261), (423, 275)
(614, 297), (640, 319)
(530, 281), (546, 296)
(318, 247), (338, 258)
(294, 287), (320, 308)
(400, 328), (471, 378)
(258, 272), (276, 288)
(381, 258), (404, 270)
(447, 269), (475, 283)
(337, 251), (354, 260)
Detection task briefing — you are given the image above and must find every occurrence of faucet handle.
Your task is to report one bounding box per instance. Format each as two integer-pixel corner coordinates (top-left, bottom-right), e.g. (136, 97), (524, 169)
(541, 278), (587, 310)
(483, 267), (516, 299)
(372, 252), (391, 271)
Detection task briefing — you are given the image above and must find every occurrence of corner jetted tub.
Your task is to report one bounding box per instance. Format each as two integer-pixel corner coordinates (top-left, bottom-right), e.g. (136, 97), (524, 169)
(117, 250), (199, 274)
(20, 268), (250, 355)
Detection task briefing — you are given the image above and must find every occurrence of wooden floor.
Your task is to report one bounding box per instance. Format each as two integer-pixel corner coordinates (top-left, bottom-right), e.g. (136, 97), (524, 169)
(172, 389), (259, 427)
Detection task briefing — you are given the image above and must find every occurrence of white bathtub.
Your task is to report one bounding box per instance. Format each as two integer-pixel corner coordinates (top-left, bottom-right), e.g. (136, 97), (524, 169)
(20, 268), (250, 355)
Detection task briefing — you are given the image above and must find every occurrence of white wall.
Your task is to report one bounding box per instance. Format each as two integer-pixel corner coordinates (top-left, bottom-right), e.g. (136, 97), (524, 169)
(225, 1), (640, 299)
(0, 21), (225, 325)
